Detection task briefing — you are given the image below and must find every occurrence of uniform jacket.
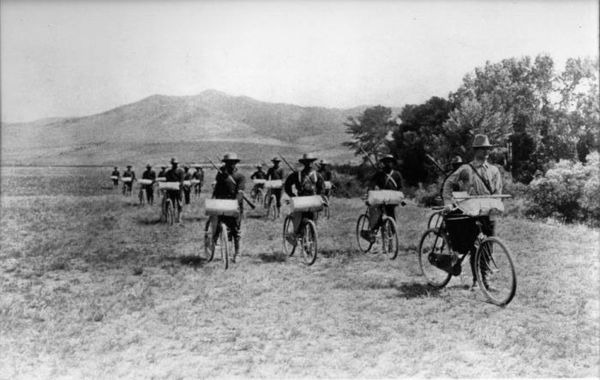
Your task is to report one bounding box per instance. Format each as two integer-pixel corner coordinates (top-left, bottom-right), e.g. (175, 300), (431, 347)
(213, 166), (246, 200)
(371, 169), (403, 190)
(142, 169), (156, 181)
(250, 170), (267, 180)
(266, 167), (285, 180)
(442, 160), (502, 204)
(284, 168), (324, 197)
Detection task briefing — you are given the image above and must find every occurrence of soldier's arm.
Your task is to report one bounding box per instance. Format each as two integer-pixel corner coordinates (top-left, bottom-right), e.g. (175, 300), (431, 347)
(493, 166), (503, 194)
(442, 166), (465, 205)
(284, 173), (295, 197)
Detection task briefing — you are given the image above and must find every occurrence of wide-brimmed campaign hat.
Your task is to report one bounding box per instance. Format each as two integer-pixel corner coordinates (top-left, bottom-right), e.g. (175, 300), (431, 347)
(379, 154), (396, 162)
(126, 165), (132, 168)
(472, 134), (496, 148)
(298, 153), (318, 163)
(170, 157), (179, 164)
(271, 157), (281, 163)
(146, 163), (152, 168)
(222, 152), (241, 162)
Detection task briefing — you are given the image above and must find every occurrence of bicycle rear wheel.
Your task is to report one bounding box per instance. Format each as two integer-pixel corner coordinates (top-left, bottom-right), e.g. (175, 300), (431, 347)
(203, 219), (216, 262)
(301, 220), (318, 266)
(282, 215), (297, 256)
(381, 217), (399, 260)
(219, 222), (230, 270)
(418, 228), (452, 288)
(355, 213), (373, 253)
(475, 237), (516, 306)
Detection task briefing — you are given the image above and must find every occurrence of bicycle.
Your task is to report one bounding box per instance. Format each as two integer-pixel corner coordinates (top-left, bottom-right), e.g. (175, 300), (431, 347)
(264, 180), (283, 220)
(355, 190), (404, 259)
(158, 182), (181, 226)
(251, 179), (266, 205)
(427, 207), (444, 229)
(122, 178), (133, 196)
(203, 199), (241, 270)
(282, 195), (323, 265)
(418, 195), (517, 306)
(138, 179), (153, 206)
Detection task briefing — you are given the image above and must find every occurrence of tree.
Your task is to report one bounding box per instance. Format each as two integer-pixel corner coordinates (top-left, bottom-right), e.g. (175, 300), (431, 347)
(343, 106), (394, 164)
(389, 97), (454, 185)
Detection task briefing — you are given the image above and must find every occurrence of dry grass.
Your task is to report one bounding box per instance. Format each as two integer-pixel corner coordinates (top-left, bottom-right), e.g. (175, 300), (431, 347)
(0, 167), (598, 378)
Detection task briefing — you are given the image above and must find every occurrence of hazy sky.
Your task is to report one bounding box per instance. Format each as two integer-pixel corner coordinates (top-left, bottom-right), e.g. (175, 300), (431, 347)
(1, 0), (598, 122)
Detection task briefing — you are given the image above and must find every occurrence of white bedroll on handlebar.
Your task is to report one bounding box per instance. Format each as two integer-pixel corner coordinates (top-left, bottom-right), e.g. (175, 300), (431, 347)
(265, 180), (283, 189)
(138, 179), (153, 185)
(121, 177), (133, 183)
(252, 179), (266, 185)
(158, 182), (181, 191)
(183, 180), (192, 187)
(290, 195), (324, 212)
(191, 179), (200, 185)
(324, 181), (333, 190)
(205, 199), (240, 217)
(110, 176), (118, 180)
(453, 194), (511, 216)
(156, 177), (166, 182)
(367, 190), (404, 206)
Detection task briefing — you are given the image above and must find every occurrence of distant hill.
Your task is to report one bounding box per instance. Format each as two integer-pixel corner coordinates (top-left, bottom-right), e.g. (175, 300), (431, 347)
(1, 90), (400, 166)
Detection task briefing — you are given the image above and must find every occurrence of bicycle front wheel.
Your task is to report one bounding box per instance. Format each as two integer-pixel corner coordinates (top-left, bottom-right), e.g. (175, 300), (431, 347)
(475, 237), (516, 306)
(268, 195), (278, 220)
(418, 228), (452, 288)
(355, 213), (373, 253)
(427, 211), (442, 229)
(301, 220), (318, 266)
(203, 220), (216, 262)
(282, 215), (297, 256)
(165, 199), (174, 226)
(219, 222), (230, 270)
(381, 217), (399, 260)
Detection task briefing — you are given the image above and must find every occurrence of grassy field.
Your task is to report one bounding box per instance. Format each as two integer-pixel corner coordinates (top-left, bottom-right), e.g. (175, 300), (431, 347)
(0, 167), (598, 378)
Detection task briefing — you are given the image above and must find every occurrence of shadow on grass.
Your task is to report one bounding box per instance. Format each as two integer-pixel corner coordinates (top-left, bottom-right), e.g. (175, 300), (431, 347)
(257, 252), (287, 263)
(163, 255), (208, 268)
(394, 282), (441, 299)
(245, 213), (268, 220)
(136, 217), (163, 225)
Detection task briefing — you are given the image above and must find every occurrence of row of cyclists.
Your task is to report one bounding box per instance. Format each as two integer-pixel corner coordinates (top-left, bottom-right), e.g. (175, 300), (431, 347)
(111, 163), (204, 206)
(109, 134), (504, 293)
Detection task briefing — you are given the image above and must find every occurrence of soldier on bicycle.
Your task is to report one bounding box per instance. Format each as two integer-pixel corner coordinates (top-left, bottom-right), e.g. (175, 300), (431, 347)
(192, 166), (204, 195)
(165, 158), (185, 223)
(212, 153), (246, 262)
(266, 157), (285, 217)
(362, 154), (404, 242)
(250, 163), (266, 198)
(182, 165), (192, 205)
(141, 164), (156, 205)
(284, 153), (325, 235)
(442, 134), (503, 287)
(111, 167), (120, 187)
(122, 165), (136, 195)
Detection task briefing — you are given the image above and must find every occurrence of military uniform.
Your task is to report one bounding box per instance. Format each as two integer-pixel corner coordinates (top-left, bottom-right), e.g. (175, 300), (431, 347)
(122, 168), (136, 194)
(266, 164), (285, 209)
(111, 169), (120, 187)
(212, 164), (246, 249)
(284, 163), (325, 233)
(192, 168), (204, 195)
(141, 168), (156, 205)
(165, 165), (185, 214)
(368, 167), (403, 230)
(183, 168), (192, 205)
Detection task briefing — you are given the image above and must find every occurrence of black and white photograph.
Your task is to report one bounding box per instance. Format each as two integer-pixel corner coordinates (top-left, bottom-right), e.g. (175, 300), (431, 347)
(1, 0), (598, 378)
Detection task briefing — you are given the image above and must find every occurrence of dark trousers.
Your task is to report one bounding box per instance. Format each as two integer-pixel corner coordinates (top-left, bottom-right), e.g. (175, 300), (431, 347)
(183, 187), (191, 204)
(270, 188), (282, 208)
(143, 185), (154, 204)
(468, 216), (495, 282)
(112, 179), (118, 187)
(165, 190), (182, 212)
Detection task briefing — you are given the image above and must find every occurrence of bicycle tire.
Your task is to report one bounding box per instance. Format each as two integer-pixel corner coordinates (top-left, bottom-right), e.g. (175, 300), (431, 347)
(381, 217), (399, 260)
(204, 219), (216, 262)
(427, 211), (443, 229)
(166, 199), (174, 226)
(139, 189), (145, 205)
(418, 228), (452, 288)
(475, 237), (517, 306)
(219, 222), (230, 270)
(355, 213), (373, 253)
(268, 195), (277, 220)
(302, 219), (318, 266)
(282, 215), (297, 256)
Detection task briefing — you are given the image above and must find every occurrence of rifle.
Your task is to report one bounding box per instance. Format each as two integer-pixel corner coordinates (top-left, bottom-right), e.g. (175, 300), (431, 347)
(205, 157), (256, 209)
(278, 153), (296, 172)
(359, 146), (378, 170)
(426, 154), (446, 174)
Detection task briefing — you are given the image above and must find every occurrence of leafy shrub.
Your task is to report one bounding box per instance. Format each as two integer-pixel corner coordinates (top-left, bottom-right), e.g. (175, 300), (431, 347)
(414, 182), (443, 207)
(526, 151), (599, 225)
